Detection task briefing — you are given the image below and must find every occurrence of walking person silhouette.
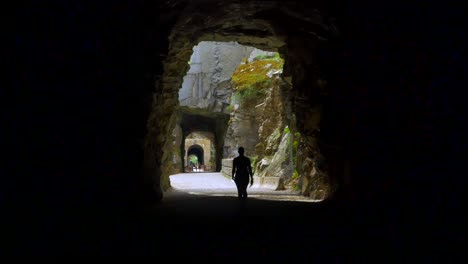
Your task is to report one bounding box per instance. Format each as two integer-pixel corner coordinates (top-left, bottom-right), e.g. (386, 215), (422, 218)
(232, 147), (253, 201)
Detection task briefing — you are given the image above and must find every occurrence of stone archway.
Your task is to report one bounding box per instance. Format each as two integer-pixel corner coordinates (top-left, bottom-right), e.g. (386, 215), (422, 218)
(184, 131), (214, 171)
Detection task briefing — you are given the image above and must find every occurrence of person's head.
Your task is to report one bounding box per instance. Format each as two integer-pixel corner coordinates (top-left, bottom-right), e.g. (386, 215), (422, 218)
(238, 147), (245, 155)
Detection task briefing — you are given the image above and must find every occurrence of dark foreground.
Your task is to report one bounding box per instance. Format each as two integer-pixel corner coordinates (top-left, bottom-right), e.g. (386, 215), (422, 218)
(3, 188), (462, 262)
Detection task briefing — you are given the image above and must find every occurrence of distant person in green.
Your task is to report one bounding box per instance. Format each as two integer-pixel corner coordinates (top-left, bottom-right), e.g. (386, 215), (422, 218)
(232, 147), (253, 201)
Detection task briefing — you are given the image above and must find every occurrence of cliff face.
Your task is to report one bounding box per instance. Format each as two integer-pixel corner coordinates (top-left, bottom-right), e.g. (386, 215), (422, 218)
(224, 55), (296, 190)
(179, 41), (254, 113)
(224, 54), (328, 196)
(224, 53), (285, 156)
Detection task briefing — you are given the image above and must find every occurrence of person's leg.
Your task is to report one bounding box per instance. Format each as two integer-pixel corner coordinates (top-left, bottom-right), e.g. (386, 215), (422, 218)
(235, 181), (242, 200)
(241, 182), (248, 200)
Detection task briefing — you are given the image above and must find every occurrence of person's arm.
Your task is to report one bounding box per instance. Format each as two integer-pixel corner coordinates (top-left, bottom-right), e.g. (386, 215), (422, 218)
(232, 159), (236, 180)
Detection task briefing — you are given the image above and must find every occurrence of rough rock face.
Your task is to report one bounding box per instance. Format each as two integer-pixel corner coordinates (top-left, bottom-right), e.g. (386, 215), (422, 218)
(171, 124), (183, 173)
(223, 53), (286, 158)
(296, 134), (329, 200)
(223, 109), (260, 158)
(255, 77), (289, 157)
(179, 41), (254, 113)
(256, 131), (294, 190)
(224, 64), (293, 190)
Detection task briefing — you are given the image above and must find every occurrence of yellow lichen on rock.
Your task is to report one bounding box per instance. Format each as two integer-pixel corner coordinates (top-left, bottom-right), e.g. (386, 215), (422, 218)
(231, 55), (284, 92)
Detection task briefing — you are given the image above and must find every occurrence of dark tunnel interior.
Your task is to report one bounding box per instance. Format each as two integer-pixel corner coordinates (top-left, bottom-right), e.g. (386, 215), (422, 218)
(5, 0), (466, 260)
(187, 145), (204, 166)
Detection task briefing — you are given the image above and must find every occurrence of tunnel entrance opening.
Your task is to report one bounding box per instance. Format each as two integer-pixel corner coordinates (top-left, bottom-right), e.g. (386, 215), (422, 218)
(167, 41), (313, 201)
(178, 113), (227, 173)
(184, 132), (215, 172)
(187, 144), (203, 171)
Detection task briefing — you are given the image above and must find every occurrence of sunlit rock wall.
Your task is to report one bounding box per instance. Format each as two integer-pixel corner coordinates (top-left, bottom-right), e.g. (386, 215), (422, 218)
(179, 41), (254, 113)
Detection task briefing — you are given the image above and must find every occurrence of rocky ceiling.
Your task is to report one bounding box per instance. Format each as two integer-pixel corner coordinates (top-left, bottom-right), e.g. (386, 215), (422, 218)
(179, 111), (227, 136)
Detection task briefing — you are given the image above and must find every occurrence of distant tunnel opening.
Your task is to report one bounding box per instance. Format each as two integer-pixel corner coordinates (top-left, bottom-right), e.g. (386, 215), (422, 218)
(187, 145), (203, 165)
(179, 112), (228, 172)
(187, 144), (204, 170)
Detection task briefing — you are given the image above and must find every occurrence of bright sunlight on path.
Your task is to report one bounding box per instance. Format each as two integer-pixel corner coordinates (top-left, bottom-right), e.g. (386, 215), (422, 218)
(169, 172), (320, 202)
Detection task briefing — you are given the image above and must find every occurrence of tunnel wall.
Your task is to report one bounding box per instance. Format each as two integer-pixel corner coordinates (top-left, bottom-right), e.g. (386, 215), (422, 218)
(221, 158), (233, 177)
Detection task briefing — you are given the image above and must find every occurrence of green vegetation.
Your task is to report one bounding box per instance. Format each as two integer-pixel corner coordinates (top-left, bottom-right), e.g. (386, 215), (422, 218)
(293, 132), (300, 163)
(231, 53), (284, 106)
(238, 85), (266, 98)
(188, 155), (198, 166)
(232, 56), (283, 91)
(225, 104), (234, 112)
(292, 170), (299, 180)
(250, 156), (258, 173)
(253, 53), (282, 61)
(292, 170), (300, 191)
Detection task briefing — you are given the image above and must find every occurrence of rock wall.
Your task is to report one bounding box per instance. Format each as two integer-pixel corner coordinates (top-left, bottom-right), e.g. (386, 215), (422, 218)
(223, 110), (260, 158)
(179, 41), (254, 113)
(224, 67), (293, 190)
(221, 158), (233, 177)
(171, 124), (183, 174)
(256, 130), (293, 190)
(223, 55), (287, 158)
(251, 77), (293, 190)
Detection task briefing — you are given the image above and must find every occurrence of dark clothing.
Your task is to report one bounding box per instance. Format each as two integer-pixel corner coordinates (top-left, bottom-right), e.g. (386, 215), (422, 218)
(232, 155), (253, 200)
(234, 180), (249, 201)
(232, 155), (253, 181)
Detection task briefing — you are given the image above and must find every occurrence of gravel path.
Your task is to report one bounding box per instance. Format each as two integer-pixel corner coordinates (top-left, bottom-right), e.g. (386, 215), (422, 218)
(168, 172), (320, 202)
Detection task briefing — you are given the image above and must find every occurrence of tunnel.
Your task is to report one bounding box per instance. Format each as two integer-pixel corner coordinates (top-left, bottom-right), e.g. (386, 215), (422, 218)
(179, 110), (229, 172)
(9, 0), (464, 259)
(144, 2), (339, 197)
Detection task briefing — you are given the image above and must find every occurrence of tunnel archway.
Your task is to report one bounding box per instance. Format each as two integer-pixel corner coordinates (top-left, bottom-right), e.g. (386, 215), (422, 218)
(180, 113), (226, 172)
(143, 1), (340, 201)
(187, 144), (204, 167)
